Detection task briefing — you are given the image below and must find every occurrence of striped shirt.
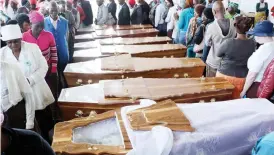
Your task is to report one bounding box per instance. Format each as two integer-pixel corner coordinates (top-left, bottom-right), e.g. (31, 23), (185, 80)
(22, 30), (58, 73)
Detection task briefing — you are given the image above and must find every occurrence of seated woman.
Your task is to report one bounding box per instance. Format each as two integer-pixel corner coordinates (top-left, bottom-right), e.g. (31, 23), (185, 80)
(241, 21), (274, 98)
(257, 58), (274, 102)
(216, 16), (255, 99)
(252, 132), (274, 155)
(0, 24), (54, 131)
(185, 4), (205, 58)
(192, 7), (214, 58)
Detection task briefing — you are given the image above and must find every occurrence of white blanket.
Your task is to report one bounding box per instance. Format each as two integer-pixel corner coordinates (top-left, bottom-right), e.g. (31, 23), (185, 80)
(121, 99), (274, 155)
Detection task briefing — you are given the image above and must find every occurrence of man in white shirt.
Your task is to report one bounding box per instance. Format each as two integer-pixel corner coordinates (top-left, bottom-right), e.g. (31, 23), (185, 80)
(155, 0), (167, 36)
(3, 0), (18, 19)
(95, 0), (109, 25)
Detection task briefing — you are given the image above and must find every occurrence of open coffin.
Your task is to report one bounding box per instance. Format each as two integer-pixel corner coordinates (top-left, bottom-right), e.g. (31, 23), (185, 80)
(58, 77), (234, 120)
(73, 44), (187, 62)
(64, 55), (206, 87)
(53, 98), (274, 155)
(75, 29), (159, 42)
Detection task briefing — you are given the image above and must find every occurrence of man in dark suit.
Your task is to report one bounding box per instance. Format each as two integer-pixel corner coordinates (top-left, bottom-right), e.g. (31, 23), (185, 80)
(79, 0), (93, 26)
(108, 0), (117, 23)
(131, 0), (150, 24)
(117, 0), (130, 25)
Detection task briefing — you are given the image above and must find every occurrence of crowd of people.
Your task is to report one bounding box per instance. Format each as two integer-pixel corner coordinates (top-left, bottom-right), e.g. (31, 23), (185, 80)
(0, 0), (274, 154)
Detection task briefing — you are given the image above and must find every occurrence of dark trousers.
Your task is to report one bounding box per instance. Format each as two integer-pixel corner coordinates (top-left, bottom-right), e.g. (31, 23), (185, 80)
(157, 23), (167, 36)
(4, 100), (40, 133)
(68, 33), (75, 63)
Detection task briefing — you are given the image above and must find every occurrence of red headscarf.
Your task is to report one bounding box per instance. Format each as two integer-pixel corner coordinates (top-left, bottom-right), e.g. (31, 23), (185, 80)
(128, 0), (135, 8)
(29, 0), (37, 5)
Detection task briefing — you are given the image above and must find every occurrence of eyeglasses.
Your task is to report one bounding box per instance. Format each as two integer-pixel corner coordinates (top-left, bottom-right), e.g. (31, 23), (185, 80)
(6, 39), (21, 45)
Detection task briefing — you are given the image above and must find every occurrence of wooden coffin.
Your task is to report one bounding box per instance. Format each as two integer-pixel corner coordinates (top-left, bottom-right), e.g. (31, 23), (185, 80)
(73, 44), (187, 62)
(64, 55), (206, 87)
(58, 77), (234, 120)
(52, 110), (131, 155)
(75, 29), (159, 42)
(99, 36), (172, 45)
(74, 41), (99, 50)
(76, 26), (95, 35)
(94, 24), (153, 30)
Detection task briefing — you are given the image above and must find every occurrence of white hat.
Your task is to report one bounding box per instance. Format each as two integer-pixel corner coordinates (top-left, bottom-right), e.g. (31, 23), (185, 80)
(1, 24), (22, 41)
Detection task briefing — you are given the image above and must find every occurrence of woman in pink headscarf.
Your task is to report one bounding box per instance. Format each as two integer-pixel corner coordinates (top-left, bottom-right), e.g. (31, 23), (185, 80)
(22, 11), (58, 142)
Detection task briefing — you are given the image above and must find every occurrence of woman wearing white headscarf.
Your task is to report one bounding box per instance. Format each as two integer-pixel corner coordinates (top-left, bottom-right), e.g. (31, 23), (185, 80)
(0, 24), (54, 130)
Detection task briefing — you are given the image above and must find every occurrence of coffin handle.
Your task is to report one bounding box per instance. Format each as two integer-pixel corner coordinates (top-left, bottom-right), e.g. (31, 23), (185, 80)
(174, 73), (179, 78)
(199, 100), (205, 103)
(75, 110), (84, 117)
(76, 79), (83, 85)
(88, 111), (97, 118)
(210, 98), (216, 102)
(87, 79), (93, 84)
(184, 73), (189, 78)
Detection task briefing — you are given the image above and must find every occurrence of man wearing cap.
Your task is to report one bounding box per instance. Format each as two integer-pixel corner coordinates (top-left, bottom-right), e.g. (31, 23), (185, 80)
(29, 0), (38, 12)
(0, 24), (54, 131)
(240, 20), (274, 98)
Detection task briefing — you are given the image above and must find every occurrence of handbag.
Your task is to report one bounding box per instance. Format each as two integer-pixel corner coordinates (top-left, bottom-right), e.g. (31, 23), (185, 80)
(193, 25), (205, 53)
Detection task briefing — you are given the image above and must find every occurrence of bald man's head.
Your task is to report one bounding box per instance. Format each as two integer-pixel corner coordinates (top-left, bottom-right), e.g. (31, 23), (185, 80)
(49, 1), (59, 20)
(212, 1), (225, 19)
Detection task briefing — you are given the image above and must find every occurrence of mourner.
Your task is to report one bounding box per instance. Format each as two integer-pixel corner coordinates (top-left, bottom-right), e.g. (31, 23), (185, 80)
(73, 0), (86, 26)
(15, 13), (31, 32)
(44, 1), (69, 89)
(3, 0), (18, 19)
(185, 4), (205, 58)
(95, 0), (109, 25)
(216, 16), (255, 99)
(165, 0), (175, 38)
(155, 0), (168, 36)
(117, 0), (130, 25)
(241, 20), (274, 98)
(177, 0), (195, 45)
(107, 0), (117, 23)
(204, 1), (236, 77)
(255, 0), (269, 24)
(67, 0), (80, 29)
(131, 0), (150, 24)
(1, 24), (54, 132)
(79, 0), (93, 26)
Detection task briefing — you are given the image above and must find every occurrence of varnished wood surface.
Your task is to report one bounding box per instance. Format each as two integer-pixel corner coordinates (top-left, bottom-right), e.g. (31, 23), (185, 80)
(52, 110), (131, 155)
(99, 36), (172, 45)
(127, 100), (194, 131)
(64, 57), (205, 87)
(75, 29), (159, 42)
(73, 44), (187, 62)
(58, 77), (234, 120)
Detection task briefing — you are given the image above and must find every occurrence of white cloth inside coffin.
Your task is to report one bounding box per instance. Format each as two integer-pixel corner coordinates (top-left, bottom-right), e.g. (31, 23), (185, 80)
(121, 98), (274, 155)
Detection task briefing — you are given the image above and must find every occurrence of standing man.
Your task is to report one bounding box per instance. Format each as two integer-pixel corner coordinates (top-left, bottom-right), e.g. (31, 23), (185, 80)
(95, 0), (108, 25)
(73, 0), (86, 26)
(108, 0), (117, 23)
(79, 0), (93, 26)
(204, 1), (236, 77)
(67, 0), (80, 29)
(131, 0), (150, 24)
(3, 0), (18, 19)
(44, 1), (69, 89)
(59, 0), (76, 63)
(117, 0), (130, 25)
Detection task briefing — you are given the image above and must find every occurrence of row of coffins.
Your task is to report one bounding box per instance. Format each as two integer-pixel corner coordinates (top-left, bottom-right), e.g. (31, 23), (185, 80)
(52, 24), (258, 155)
